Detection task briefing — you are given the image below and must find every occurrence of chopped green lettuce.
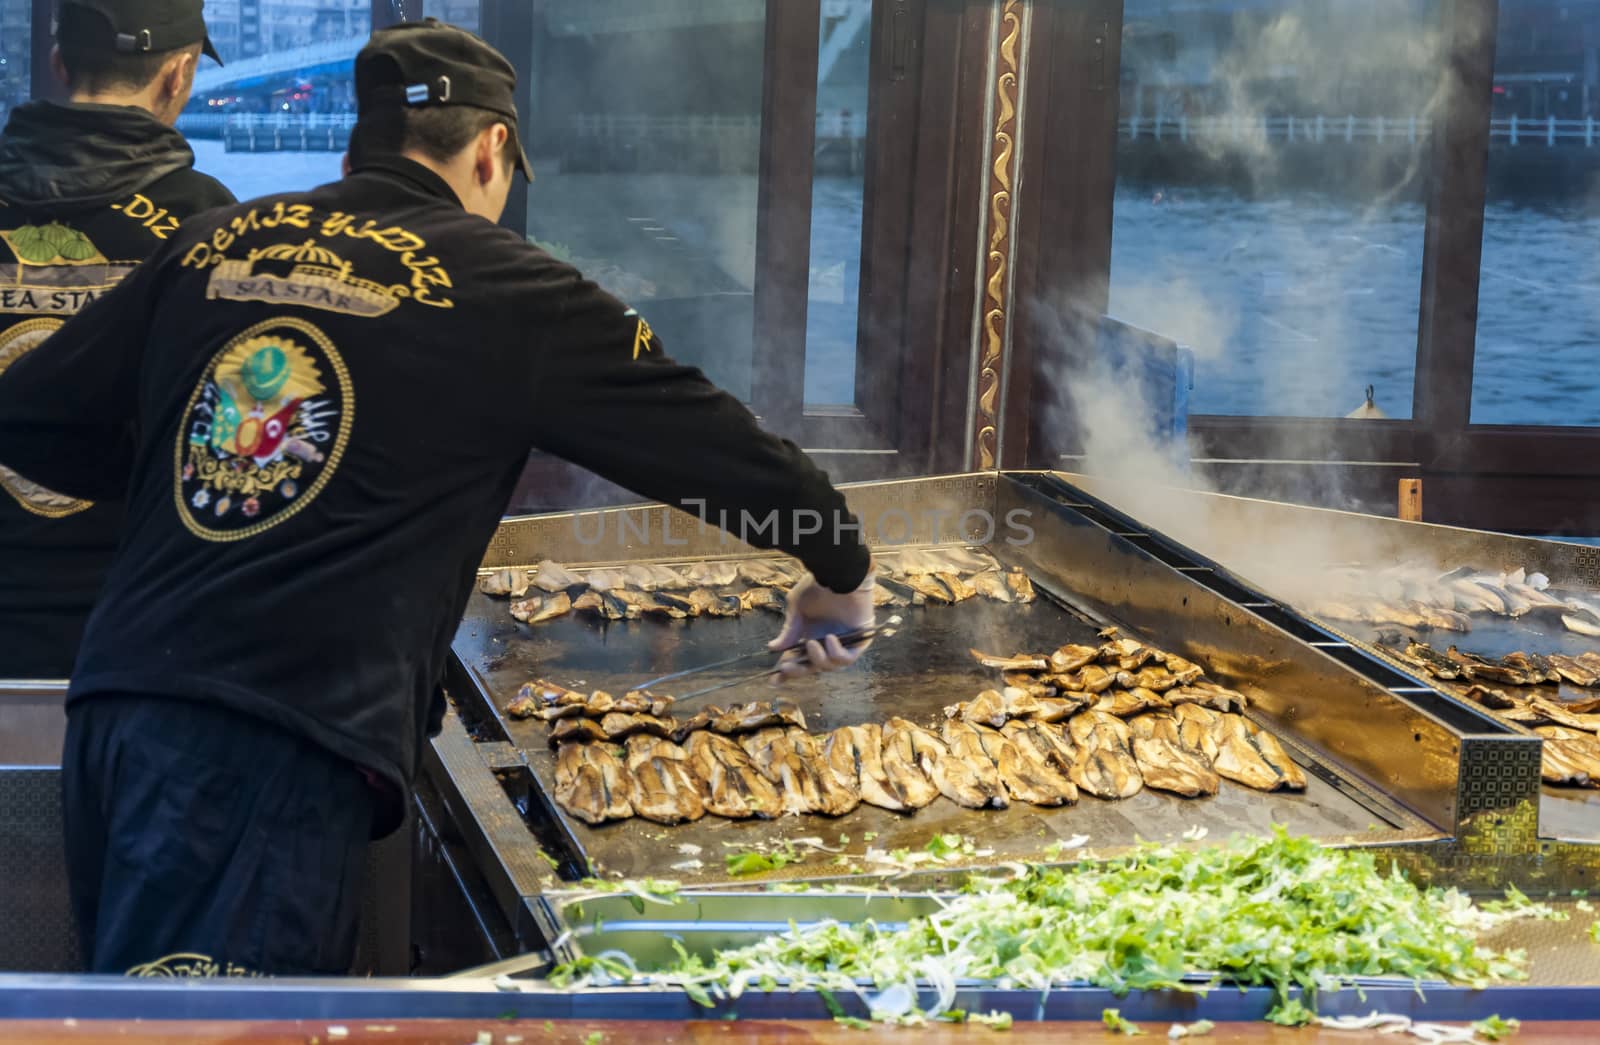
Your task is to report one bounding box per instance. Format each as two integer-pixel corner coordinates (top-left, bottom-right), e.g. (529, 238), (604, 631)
(1102, 1008), (1144, 1035)
(1471, 1015), (1520, 1040)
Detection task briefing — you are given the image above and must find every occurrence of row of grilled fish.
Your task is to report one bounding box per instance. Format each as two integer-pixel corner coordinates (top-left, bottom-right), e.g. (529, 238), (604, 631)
(1448, 675), (1600, 790)
(480, 552), (1036, 627)
(1402, 642), (1600, 690)
(551, 703), (1307, 826)
(1310, 565), (1600, 638)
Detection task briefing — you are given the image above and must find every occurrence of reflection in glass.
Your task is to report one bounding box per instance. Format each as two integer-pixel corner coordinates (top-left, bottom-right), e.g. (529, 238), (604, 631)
(804, 0), (871, 406)
(1471, 3), (1600, 427)
(177, 1), (372, 200)
(525, 1), (767, 402)
(1108, 0), (1438, 419)
(0, 1), (29, 118)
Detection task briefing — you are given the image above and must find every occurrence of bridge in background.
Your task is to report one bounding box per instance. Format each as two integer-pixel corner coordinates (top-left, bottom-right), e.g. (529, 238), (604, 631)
(190, 36), (363, 96)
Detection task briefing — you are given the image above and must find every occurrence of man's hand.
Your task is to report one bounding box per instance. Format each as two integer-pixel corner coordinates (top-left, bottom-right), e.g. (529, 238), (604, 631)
(767, 564), (877, 682)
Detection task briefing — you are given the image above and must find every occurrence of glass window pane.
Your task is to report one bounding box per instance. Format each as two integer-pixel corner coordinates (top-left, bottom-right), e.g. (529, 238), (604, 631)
(804, 0), (870, 407)
(525, 0), (767, 402)
(434, 2), (481, 36)
(1109, 0), (1439, 419)
(178, 1), (372, 200)
(0, 1), (27, 116)
(1471, 4), (1600, 427)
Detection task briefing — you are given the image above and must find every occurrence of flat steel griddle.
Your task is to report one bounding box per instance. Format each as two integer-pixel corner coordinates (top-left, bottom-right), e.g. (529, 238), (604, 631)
(450, 577), (1410, 886)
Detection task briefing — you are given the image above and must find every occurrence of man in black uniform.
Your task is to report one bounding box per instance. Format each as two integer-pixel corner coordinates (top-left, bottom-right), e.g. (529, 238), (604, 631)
(0, 20), (875, 976)
(0, 0), (233, 679)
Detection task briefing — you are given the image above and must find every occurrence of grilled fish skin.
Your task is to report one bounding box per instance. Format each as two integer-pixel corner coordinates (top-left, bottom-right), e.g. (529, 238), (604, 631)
(877, 576), (924, 606)
(1066, 711), (1143, 800)
(479, 569), (529, 598)
(685, 731), (782, 818)
(671, 706), (724, 743)
(1092, 686), (1168, 718)
(1153, 653), (1206, 685)
(1533, 727), (1600, 788)
(785, 729), (860, 816)
(1001, 721), (1080, 803)
(623, 736), (707, 824)
(683, 588), (740, 617)
(598, 712), (677, 741)
(1074, 664), (1116, 694)
(945, 689), (1010, 729)
(1049, 644), (1100, 673)
(874, 585), (911, 608)
(825, 724), (909, 812)
(553, 742), (635, 824)
(902, 573), (956, 604)
(531, 560), (585, 593)
(583, 568), (628, 593)
(1173, 680), (1248, 712)
(889, 718), (1001, 809)
(737, 560), (797, 589)
(1114, 667), (1181, 693)
(1032, 695), (1090, 722)
(650, 590), (699, 617)
(970, 649), (1049, 672)
(1550, 654), (1600, 689)
(711, 700), (807, 735)
(683, 561), (741, 588)
(934, 572), (978, 602)
(510, 591), (573, 625)
(939, 719), (1012, 803)
(549, 717), (609, 745)
(1005, 570), (1036, 603)
(739, 587), (788, 614)
(871, 718), (940, 808)
(1127, 714), (1221, 797)
(969, 724), (1071, 806)
(1562, 612), (1600, 638)
(1002, 671), (1058, 697)
(972, 570), (1014, 603)
(1098, 638), (1157, 671)
(1170, 703), (1222, 762)
(1209, 714), (1304, 791)
(741, 728), (853, 816)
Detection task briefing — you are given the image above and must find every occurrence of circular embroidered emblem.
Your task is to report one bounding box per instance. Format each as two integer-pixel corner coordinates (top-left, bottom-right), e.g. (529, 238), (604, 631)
(174, 317), (353, 541)
(0, 318), (94, 518)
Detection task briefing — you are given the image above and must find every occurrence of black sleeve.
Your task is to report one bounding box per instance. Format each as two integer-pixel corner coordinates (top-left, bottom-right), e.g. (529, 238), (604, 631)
(524, 267), (872, 594)
(0, 248), (164, 501)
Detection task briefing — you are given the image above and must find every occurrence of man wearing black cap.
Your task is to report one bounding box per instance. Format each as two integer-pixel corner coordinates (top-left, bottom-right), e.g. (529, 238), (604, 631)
(0, 19), (875, 975)
(0, 0), (232, 680)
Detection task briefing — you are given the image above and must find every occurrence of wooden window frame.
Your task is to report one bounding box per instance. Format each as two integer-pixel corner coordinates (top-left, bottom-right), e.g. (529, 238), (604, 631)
(481, 0), (988, 510)
(1011, 0), (1600, 533)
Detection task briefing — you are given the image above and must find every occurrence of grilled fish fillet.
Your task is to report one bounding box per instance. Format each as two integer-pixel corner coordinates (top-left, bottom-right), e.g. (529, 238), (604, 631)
(1098, 638), (1157, 671)
(1169, 703), (1222, 762)
(934, 572), (978, 602)
(878, 718), (944, 808)
(938, 718), (1013, 805)
(623, 736), (706, 824)
(972, 570), (1013, 603)
(1115, 667), (1181, 692)
(1002, 671), (1058, 698)
(1533, 727), (1600, 788)
(1126, 714), (1220, 798)
(1049, 644), (1100, 673)
(531, 560), (584, 593)
(549, 717), (609, 745)
(479, 569), (529, 598)
(1550, 654), (1600, 689)
(1067, 711), (1143, 800)
(1092, 686), (1169, 718)
(945, 689), (1010, 729)
(685, 731), (782, 818)
(737, 561), (796, 588)
(711, 700), (807, 735)
(1212, 714), (1306, 791)
(966, 724), (1070, 806)
(786, 729), (860, 815)
(1005, 570), (1036, 602)
(684, 561), (741, 588)
(970, 649), (1049, 672)
(598, 712), (677, 741)
(739, 587), (788, 614)
(825, 724), (911, 812)
(889, 717), (1000, 808)
(740, 728), (856, 816)
(553, 741), (634, 824)
(1001, 721), (1080, 803)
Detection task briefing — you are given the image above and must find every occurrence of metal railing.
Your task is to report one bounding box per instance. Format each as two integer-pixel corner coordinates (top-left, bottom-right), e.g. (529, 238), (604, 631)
(1120, 113), (1600, 148)
(569, 111), (867, 140)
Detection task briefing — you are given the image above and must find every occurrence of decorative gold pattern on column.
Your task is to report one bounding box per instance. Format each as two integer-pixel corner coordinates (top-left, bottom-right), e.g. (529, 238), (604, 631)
(974, 0), (1024, 470)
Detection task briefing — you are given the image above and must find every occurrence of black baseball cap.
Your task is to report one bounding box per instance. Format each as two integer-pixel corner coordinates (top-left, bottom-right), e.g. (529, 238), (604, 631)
(355, 18), (532, 180)
(57, 0), (223, 66)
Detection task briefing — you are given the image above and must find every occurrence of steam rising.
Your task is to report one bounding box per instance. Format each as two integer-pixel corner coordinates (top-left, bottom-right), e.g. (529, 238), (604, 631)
(1043, 0), (1488, 594)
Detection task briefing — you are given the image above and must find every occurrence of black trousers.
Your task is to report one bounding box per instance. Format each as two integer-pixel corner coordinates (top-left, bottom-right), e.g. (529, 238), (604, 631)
(62, 694), (374, 975)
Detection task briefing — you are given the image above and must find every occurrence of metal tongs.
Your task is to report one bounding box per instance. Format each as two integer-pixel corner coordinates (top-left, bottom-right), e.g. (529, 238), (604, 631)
(630, 615), (901, 705)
